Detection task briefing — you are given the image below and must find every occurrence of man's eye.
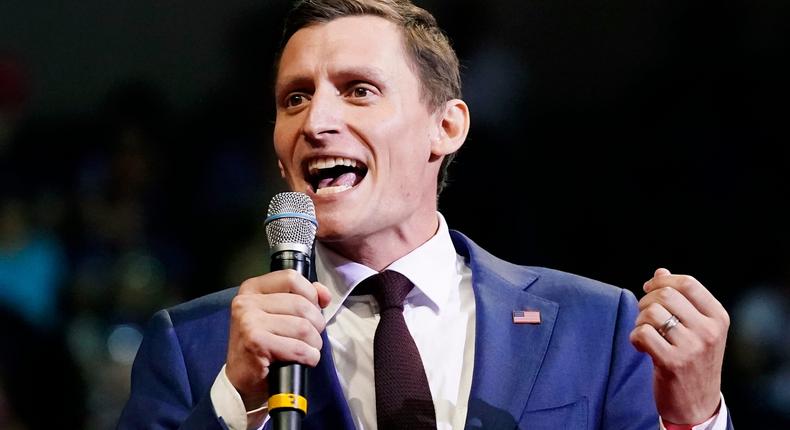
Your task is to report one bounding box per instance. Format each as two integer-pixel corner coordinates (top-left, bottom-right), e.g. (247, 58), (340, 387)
(351, 87), (372, 98)
(286, 94), (308, 107)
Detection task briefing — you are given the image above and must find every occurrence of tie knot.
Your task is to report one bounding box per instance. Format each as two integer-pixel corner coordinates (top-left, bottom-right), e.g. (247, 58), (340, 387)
(355, 270), (414, 311)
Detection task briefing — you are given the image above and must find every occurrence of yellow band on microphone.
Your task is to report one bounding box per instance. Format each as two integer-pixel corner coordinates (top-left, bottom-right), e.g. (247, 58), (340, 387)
(268, 393), (308, 414)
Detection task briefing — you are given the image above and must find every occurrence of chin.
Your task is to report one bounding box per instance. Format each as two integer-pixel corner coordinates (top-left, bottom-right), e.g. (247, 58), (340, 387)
(314, 211), (352, 242)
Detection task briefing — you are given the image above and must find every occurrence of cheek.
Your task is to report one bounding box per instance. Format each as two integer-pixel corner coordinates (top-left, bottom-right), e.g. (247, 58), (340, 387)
(368, 111), (434, 157)
(273, 121), (297, 166)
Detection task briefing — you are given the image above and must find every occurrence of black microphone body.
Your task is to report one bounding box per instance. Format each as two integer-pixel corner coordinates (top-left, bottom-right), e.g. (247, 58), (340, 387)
(264, 193), (318, 430)
(270, 250), (311, 430)
(269, 250), (310, 430)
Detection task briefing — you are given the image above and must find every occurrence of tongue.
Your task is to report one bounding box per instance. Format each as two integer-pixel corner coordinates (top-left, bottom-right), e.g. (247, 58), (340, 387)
(317, 172), (360, 189)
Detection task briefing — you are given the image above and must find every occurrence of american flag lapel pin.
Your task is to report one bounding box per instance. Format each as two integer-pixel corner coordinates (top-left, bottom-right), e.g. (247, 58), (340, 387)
(513, 310), (541, 324)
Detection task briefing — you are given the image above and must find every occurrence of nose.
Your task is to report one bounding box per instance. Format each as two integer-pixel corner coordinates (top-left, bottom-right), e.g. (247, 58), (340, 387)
(302, 89), (341, 144)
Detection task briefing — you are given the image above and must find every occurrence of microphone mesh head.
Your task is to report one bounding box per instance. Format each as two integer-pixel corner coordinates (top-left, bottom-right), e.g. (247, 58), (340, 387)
(265, 192), (317, 252)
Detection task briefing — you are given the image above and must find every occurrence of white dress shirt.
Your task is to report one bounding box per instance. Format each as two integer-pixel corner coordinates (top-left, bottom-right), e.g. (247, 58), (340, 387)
(312, 213), (475, 429)
(210, 213), (728, 430)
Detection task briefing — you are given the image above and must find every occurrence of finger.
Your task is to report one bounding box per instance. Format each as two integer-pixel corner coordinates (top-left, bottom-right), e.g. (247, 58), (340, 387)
(252, 330), (322, 367)
(314, 282), (332, 309)
(635, 302), (673, 329)
(262, 314), (324, 351)
(638, 287), (707, 330)
(634, 302), (692, 346)
(239, 270), (319, 306)
(654, 267), (671, 277)
(643, 272), (724, 319)
(236, 293), (326, 332)
(642, 267), (672, 293)
(630, 323), (673, 362)
(642, 268), (670, 291)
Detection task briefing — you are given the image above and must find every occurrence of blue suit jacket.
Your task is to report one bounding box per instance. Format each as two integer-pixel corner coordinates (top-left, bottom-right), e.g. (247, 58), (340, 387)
(119, 231), (731, 429)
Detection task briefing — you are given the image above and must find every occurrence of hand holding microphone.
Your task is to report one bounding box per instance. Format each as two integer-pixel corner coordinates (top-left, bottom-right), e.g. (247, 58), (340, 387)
(225, 192), (329, 428)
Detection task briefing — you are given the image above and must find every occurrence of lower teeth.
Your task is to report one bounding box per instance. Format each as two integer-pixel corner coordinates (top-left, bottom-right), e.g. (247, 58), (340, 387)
(316, 184), (352, 195)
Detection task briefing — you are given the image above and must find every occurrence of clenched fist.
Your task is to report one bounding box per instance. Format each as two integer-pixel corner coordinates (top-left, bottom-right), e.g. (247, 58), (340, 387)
(630, 268), (730, 425)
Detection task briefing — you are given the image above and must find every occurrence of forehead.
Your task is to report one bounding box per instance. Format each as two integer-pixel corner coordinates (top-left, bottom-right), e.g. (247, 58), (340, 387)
(276, 15), (413, 85)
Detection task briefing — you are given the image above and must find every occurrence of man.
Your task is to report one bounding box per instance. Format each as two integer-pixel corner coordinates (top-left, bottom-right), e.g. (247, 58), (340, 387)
(119, 1), (733, 429)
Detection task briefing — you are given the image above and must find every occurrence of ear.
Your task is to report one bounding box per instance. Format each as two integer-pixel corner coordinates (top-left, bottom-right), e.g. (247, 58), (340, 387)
(430, 99), (470, 158)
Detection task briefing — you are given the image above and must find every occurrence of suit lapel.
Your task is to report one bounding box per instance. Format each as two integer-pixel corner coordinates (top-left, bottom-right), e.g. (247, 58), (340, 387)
(451, 231), (559, 428)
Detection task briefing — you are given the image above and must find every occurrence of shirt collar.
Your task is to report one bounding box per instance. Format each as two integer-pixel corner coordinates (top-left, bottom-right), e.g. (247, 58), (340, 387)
(316, 212), (459, 323)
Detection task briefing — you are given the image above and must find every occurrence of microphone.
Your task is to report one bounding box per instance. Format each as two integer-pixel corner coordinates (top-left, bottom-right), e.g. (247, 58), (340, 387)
(264, 192), (318, 430)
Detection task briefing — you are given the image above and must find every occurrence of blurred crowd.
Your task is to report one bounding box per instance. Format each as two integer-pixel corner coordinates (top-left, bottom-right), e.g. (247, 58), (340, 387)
(0, 51), (282, 428)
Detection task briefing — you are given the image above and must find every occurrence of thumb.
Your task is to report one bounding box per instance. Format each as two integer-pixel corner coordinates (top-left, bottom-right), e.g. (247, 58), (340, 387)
(314, 282), (332, 309)
(654, 267), (671, 277)
(644, 267), (672, 293)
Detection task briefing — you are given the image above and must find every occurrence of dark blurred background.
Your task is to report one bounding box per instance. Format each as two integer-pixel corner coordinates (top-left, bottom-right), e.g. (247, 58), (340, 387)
(1, 0), (788, 428)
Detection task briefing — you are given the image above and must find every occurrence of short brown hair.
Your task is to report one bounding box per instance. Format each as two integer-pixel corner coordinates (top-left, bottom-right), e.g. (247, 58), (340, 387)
(277, 0), (462, 194)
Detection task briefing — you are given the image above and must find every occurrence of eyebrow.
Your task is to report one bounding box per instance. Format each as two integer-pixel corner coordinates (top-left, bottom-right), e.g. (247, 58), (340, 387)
(275, 75), (313, 98)
(332, 66), (389, 84)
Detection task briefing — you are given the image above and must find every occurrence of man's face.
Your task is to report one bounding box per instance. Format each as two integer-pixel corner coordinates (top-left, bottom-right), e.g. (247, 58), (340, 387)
(274, 16), (444, 245)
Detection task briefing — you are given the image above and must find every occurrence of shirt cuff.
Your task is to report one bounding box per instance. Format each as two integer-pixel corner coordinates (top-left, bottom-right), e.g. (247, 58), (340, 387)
(209, 364), (270, 430)
(659, 393), (729, 430)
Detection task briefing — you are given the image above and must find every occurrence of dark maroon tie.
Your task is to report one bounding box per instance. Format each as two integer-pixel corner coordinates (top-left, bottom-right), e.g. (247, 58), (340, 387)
(355, 270), (437, 429)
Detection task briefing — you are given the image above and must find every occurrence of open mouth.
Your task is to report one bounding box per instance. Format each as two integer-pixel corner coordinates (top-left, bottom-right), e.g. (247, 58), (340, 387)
(305, 156), (368, 195)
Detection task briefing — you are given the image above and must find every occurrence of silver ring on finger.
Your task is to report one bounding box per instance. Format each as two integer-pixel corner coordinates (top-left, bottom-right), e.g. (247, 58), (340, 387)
(657, 314), (680, 338)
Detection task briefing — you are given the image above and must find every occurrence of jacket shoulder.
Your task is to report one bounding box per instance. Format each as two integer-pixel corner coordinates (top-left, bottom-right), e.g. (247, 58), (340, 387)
(450, 229), (633, 310)
(524, 266), (628, 306)
(166, 286), (238, 326)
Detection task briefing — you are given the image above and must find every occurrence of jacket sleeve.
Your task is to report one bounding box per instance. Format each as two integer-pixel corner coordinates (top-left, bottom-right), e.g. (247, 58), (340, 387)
(117, 309), (229, 430)
(601, 289), (660, 429)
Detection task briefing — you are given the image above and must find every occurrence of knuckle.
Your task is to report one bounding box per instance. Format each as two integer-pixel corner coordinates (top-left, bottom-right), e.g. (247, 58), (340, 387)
(231, 295), (251, 315)
(657, 287), (676, 303)
(305, 287), (318, 303)
(645, 303), (665, 320)
(247, 342), (268, 361)
(629, 328), (643, 346)
(292, 343), (308, 359)
(632, 324), (651, 341)
(315, 316), (327, 332)
(293, 344), (319, 365)
(315, 335), (324, 351)
(699, 323), (722, 347)
(243, 331), (269, 357)
(292, 297), (311, 318)
(295, 318), (314, 338)
(283, 269), (302, 285)
(700, 332), (718, 348)
(239, 278), (254, 293)
(720, 308), (731, 329)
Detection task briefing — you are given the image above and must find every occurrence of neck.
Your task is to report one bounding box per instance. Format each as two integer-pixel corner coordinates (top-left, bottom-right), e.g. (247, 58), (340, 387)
(320, 211), (440, 271)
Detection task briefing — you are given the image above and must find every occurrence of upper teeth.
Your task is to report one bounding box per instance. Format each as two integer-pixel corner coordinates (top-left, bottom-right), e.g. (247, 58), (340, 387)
(308, 157), (358, 174)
